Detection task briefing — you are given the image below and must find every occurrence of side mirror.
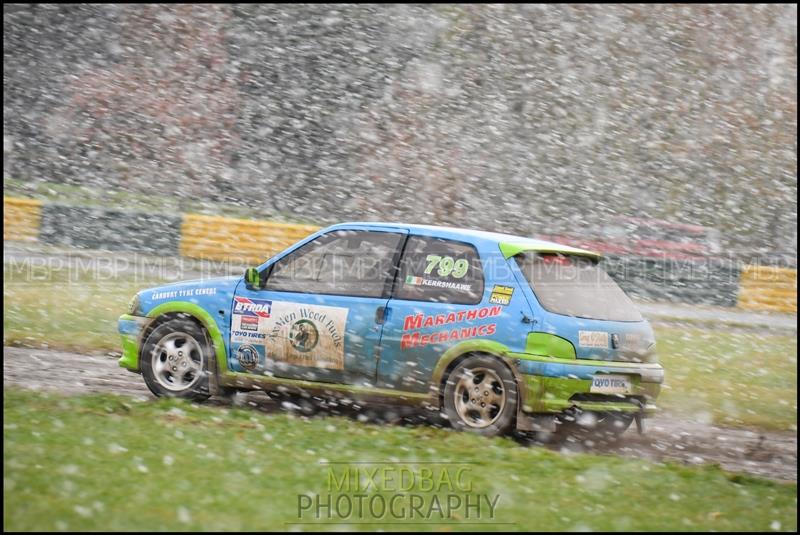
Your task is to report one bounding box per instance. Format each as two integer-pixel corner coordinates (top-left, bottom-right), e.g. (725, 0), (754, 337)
(244, 267), (262, 290)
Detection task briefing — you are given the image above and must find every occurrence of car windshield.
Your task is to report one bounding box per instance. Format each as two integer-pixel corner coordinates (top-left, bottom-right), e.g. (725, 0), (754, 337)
(514, 252), (642, 322)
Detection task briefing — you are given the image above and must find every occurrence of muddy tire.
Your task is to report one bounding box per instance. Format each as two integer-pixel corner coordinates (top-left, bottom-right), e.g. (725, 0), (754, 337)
(443, 355), (518, 437)
(141, 317), (211, 402)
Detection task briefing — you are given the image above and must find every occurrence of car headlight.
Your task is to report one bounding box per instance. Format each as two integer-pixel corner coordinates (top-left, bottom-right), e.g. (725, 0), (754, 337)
(127, 294), (141, 316)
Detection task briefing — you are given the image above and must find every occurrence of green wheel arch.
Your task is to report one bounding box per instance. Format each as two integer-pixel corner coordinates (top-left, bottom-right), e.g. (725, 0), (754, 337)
(430, 339), (514, 390)
(430, 339), (538, 416)
(430, 337), (580, 387)
(146, 302), (228, 374)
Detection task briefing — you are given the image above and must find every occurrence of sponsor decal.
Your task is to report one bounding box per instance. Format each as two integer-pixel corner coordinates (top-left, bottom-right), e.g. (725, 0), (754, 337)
(401, 324), (497, 350)
(289, 319), (319, 353)
(578, 330), (609, 349)
(151, 287), (217, 301)
(400, 305), (503, 350)
(488, 284), (514, 306)
(231, 326), (267, 342)
(237, 344), (260, 371)
(402, 306), (503, 331)
(231, 301), (347, 369)
(254, 302), (349, 370)
(240, 315), (260, 332)
(419, 279), (472, 292)
(233, 296), (272, 318)
(405, 276), (472, 292)
(231, 297), (273, 344)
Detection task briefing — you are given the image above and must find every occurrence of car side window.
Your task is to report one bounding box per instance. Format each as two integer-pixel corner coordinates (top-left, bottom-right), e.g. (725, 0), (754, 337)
(394, 236), (484, 304)
(264, 230), (405, 298)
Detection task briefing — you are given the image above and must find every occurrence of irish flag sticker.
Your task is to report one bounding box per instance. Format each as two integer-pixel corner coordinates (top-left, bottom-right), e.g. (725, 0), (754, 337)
(406, 275), (424, 285)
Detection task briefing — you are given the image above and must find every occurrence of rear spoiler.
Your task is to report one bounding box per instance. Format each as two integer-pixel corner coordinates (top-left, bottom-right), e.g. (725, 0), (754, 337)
(498, 242), (602, 261)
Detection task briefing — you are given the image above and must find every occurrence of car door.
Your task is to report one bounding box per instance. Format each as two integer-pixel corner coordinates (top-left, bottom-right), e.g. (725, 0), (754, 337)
(376, 235), (493, 393)
(229, 228), (407, 387)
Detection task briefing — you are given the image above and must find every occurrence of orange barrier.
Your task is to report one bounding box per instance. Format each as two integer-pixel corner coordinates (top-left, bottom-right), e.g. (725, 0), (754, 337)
(3, 197), (43, 242)
(179, 213), (319, 264)
(737, 265), (797, 313)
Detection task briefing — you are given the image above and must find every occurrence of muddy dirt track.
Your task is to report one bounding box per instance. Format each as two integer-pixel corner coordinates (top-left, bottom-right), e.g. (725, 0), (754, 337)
(3, 346), (796, 483)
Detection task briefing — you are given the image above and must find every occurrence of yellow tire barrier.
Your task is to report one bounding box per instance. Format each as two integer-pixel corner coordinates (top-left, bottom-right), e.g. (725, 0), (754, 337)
(3, 196), (43, 242)
(180, 213), (320, 264)
(5, 195), (797, 314)
(737, 265), (797, 314)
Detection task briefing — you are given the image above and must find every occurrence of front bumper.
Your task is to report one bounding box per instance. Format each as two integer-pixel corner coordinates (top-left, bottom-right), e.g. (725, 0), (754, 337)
(511, 353), (664, 417)
(118, 314), (148, 372)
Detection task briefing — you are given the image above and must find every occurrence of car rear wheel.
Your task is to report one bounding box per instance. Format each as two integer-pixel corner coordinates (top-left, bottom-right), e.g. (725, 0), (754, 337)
(141, 317), (211, 402)
(443, 355), (517, 437)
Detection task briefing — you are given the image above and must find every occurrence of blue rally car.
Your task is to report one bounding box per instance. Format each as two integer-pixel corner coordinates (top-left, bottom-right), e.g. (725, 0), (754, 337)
(118, 223), (663, 437)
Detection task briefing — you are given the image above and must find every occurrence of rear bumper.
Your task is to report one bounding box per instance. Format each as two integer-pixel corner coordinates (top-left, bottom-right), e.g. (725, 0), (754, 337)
(511, 353), (663, 417)
(118, 314), (148, 372)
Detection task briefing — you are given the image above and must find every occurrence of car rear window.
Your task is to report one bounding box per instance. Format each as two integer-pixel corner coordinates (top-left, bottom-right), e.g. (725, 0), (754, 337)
(514, 252), (642, 322)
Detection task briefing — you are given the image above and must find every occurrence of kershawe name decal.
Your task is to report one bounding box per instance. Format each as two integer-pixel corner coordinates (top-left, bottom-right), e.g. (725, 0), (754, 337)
(400, 305), (502, 350)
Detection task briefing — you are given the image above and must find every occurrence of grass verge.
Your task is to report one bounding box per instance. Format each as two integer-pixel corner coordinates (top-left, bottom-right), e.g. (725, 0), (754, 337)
(3, 388), (797, 532)
(3, 279), (155, 354)
(656, 326), (797, 431)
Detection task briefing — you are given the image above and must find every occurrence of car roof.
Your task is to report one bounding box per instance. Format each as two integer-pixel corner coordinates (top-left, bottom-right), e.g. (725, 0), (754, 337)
(323, 222), (602, 260)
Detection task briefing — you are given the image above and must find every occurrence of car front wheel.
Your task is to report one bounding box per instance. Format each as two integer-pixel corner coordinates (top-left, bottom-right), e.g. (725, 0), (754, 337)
(141, 317), (211, 402)
(443, 355), (518, 437)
